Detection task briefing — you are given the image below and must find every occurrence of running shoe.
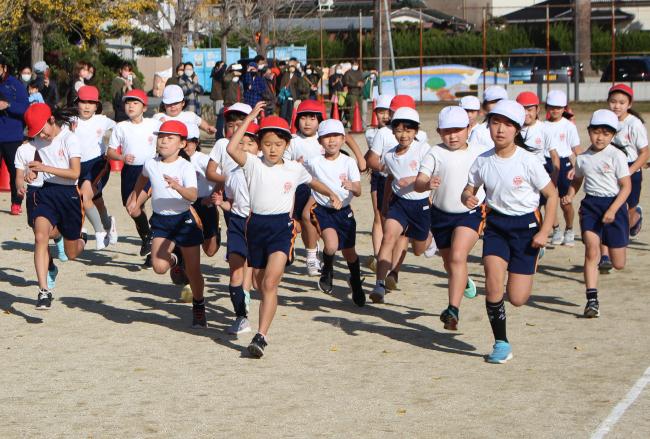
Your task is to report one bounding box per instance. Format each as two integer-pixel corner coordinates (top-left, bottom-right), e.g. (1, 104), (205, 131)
(350, 277), (365, 307)
(192, 301), (207, 328)
(486, 340), (513, 364)
(227, 316), (251, 335)
(170, 249), (189, 285)
(142, 254), (153, 270)
(47, 264), (58, 290)
(598, 255), (613, 274)
(630, 206), (643, 237)
(551, 228), (563, 245)
(306, 258), (321, 277)
(108, 216), (118, 244)
(55, 237), (68, 262)
(424, 237), (438, 258)
(463, 277), (477, 299)
(36, 289), (53, 310)
(95, 231), (108, 250)
(562, 229), (575, 247)
(370, 283), (386, 304)
(385, 271), (398, 291)
(318, 269), (333, 294)
(139, 235), (152, 257)
(247, 333), (268, 358)
(440, 307), (459, 331)
(10, 203), (22, 215)
(584, 299), (600, 318)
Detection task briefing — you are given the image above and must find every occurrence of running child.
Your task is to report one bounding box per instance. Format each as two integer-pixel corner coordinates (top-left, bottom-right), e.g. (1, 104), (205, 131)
(414, 106), (488, 330)
(461, 100), (558, 363)
(74, 85), (117, 250)
(153, 84), (217, 135)
(107, 89), (161, 263)
(206, 102), (252, 185)
(370, 107), (433, 304)
(306, 119), (364, 306)
(516, 92), (546, 164)
(23, 104), (88, 310)
(468, 86), (508, 149)
(127, 120), (206, 328)
(226, 103), (342, 358)
(561, 109), (631, 318)
(459, 95), (481, 139)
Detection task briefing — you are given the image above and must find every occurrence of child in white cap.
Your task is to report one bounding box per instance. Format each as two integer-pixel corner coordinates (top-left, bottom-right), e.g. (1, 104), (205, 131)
(153, 84), (216, 135)
(468, 85), (508, 149)
(459, 95), (481, 139)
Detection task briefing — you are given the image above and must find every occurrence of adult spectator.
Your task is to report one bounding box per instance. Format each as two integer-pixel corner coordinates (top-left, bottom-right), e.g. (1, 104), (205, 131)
(33, 61), (59, 110)
(216, 63), (244, 140)
(67, 60), (91, 106)
(278, 63), (308, 123)
(166, 63), (185, 87)
(111, 61), (141, 122)
(210, 61), (226, 116)
(242, 62), (266, 108)
(362, 69), (378, 128)
(304, 63), (322, 100)
(328, 64), (345, 118)
(178, 62), (204, 116)
(0, 55), (29, 214)
(261, 66), (277, 116)
(343, 60), (364, 123)
(18, 66), (33, 89)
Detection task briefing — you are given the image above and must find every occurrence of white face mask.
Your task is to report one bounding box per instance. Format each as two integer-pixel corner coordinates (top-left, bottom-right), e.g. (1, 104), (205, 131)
(21, 74), (32, 82)
(184, 69), (193, 76)
(306, 69), (312, 75)
(370, 74), (376, 80)
(258, 63), (266, 70)
(336, 69), (343, 75)
(352, 65), (359, 71)
(232, 76), (240, 83)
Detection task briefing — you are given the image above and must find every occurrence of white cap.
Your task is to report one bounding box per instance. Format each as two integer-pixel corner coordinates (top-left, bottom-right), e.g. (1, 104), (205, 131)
(589, 109), (619, 131)
(231, 63), (243, 71)
(483, 86), (508, 102)
(459, 95), (481, 111)
(162, 85), (184, 104)
(546, 90), (567, 107)
(318, 119), (345, 137)
(488, 100), (525, 127)
(224, 102), (252, 116)
(375, 94), (394, 110)
(33, 61), (48, 73)
(187, 123), (200, 140)
(438, 106), (470, 129)
(391, 107), (420, 124)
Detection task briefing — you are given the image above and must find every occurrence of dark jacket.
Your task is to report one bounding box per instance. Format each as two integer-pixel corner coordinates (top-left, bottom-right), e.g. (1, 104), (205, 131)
(223, 73), (244, 107)
(0, 74), (29, 142)
(210, 65), (226, 101)
(343, 69), (364, 96)
(33, 73), (59, 109)
(328, 73), (344, 96)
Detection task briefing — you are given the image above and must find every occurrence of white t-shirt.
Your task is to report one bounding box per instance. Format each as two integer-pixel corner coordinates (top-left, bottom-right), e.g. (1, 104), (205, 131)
(32, 126), (82, 186)
(576, 145), (630, 197)
(108, 118), (161, 166)
(614, 114), (648, 164)
(142, 156), (197, 215)
(225, 166), (251, 218)
(419, 142), (487, 213)
(381, 141), (432, 200)
(521, 120), (546, 164)
(189, 151), (214, 198)
(284, 133), (324, 162)
(242, 153), (312, 215)
(304, 154), (361, 208)
(153, 111), (202, 132)
(208, 138), (234, 177)
(74, 114), (116, 162)
(544, 118), (580, 158)
(365, 127), (379, 149)
(468, 147), (551, 216)
(468, 122), (494, 150)
(370, 126), (428, 176)
(14, 143), (43, 188)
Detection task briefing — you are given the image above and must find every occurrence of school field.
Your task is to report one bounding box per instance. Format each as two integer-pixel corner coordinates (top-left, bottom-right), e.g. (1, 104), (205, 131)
(1, 105), (649, 438)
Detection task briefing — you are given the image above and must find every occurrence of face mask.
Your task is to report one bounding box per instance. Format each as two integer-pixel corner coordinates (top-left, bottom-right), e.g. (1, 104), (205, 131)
(336, 69), (343, 75)
(306, 69), (312, 75)
(232, 76), (239, 83)
(289, 67), (296, 73)
(184, 69), (193, 76)
(21, 74), (31, 82)
(258, 64), (266, 70)
(370, 74), (376, 80)
(352, 65), (359, 71)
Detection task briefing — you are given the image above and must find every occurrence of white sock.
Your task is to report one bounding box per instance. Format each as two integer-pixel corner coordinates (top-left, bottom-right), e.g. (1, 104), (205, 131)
(306, 248), (317, 260)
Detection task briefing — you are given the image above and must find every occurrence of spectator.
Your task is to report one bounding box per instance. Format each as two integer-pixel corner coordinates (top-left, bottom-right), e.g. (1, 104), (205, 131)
(33, 61), (59, 110)
(242, 62), (266, 108)
(216, 63), (244, 139)
(328, 64), (344, 99)
(67, 60), (91, 105)
(177, 62), (204, 116)
(261, 67), (277, 115)
(111, 61), (141, 122)
(28, 80), (45, 104)
(86, 64), (96, 84)
(278, 62), (308, 123)
(166, 63), (185, 87)
(210, 61), (226, 116)
(362, 69), (378, 128)
(18, 66), (33, 89)
(343, 60), (363, 124)
(0, 54), (29, 215)
(304, 63), (322, 100)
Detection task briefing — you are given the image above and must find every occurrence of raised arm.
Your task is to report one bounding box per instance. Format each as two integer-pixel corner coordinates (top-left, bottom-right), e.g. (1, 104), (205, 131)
(227, 101), (265, 167)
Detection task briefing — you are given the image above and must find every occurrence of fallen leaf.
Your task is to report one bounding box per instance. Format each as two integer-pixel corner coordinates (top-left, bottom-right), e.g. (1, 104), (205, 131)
(525, 322), (536, 326)
(431, 376), (442, 380)
(382, 350), (390, 354)
(397, 408), (407, 415)
(330, 345), (338, 352)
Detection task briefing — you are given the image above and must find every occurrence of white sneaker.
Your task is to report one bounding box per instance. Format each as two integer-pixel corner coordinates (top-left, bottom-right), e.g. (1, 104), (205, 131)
(95, 232), (108, 250)
(370, 283), (386, 304)
(551, 228), (563, 245)
(306, 258), (321, 276)
(424, 237), (438, 258)
(108, 216), (118, 244)
(562, 229), (575, 247)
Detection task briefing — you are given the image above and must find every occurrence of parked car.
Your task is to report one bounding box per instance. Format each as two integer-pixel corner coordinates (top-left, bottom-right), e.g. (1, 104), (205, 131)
(600, 57), (650, 82)
(531, 53), (584, 83)
(507, 48), (545, 83)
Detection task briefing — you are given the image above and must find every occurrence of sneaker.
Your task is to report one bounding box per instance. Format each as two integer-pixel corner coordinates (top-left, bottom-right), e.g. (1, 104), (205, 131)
(192, 301), (207, 328)
(95, 231), (108, 250)
(424, 238), (438, 258)
(350, 277), (365, 307)
(10, 203), (22, 215)
(630, 206), (643, 237)
(562, 229), (575, 247)
(139, 235), (152, 257)
(385, 272), (398, 291)
(318, 269), (333, 294)
(370, 283), (386, 304)
(551, 227), (563, 245)
(227, 316), (251, 335)
(36, 289), (53, 310)
(440, 307), (459, 331)
(306, 258), (321, 277)
(169, 251), (189, 285)
(486, 340), (513, 364)
(365, 256), (377, 273)
(584, 299), (600, 318)
(108, 216), (118, 244)
(142, 254), (153, 270)
(244, 290), (251, 314)
(463, 277), (477, 299)
(599, 255), (613, 274)
(55, 237), (68, 262)
(247, 333), (268, 358)
(47, 264), (58, 290)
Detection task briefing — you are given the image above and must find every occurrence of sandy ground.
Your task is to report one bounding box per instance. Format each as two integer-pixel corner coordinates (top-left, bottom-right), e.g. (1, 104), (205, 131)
(1, 107), (649, 438)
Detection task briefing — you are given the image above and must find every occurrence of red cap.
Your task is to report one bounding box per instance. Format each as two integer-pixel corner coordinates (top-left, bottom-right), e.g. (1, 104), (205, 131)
(259, 115), (291, 136)
(154, 120), (188, 137)
(123, 89), (148, 106)
(245, 122), (260, 136)
(390, 95), (416, 112)
(296, 99), (326, 117)
(77, 85), (100, 103)
(609, 83), (633, 100)
(516, 91), (539, 107)
(24, 103), (52, 138)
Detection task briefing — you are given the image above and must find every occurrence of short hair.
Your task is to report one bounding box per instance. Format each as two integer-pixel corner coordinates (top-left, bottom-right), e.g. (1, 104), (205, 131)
(225, 111), (248, 123)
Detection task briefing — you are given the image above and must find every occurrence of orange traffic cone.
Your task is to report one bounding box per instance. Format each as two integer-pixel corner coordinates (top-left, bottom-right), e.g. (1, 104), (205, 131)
(110, 147), (124, 173)
(290, 106), (298, 134)
(370, 99), (378, 127)
(331, 101), (340, 121)
(350, 101), (364, 134)
(0, 161), (9, 192)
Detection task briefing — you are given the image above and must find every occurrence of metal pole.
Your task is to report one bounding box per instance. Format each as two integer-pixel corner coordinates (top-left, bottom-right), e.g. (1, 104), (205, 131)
(383, 0), (398, 94)
(573, 2), (580, 101)
(378, 0), (383, 94)
(272, 13), (276, 63)
(482, 8), (487, 92)
(320, 11), (324, 99)
(546, 4), (550, 95)
(419, 9), (423, 104)
(611, 0), (616, 84)
(359, 11), (363, 67)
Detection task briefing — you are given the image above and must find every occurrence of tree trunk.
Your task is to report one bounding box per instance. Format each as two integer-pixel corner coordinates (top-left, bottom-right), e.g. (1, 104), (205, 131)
(221, 33), (228, 64)
(257, 8), (270, 59)
(171, 30), (183, 69)
(576, 0), (593, 76)
(374, 0), (390, 71)
(27, 13), (45, 66)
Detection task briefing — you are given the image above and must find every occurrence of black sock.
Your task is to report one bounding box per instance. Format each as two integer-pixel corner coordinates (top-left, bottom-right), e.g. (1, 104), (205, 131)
(448, 304), (459, 317)
(48, 257), (55, 271)
(347, 257), (361, 282)
(229, 285), (247, 317)
(133, 212), (150, 241)
(486, 298), (508, 342)
(322, 252), (335, 275)
(586, 288), (598, 302)
(193, 298), (205, 307)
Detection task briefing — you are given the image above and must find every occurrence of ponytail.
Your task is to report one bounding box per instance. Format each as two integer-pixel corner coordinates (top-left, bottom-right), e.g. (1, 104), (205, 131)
(515, 130), (536, 153)
(52, 107), (77, 128)
(178, 141), (191, 161)
(610, 141), (629, 157)
(628, 108), (645, 124)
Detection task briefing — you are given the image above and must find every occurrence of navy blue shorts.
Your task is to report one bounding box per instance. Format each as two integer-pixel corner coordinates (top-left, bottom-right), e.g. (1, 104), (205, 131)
(430, 204), (486, 249)
(193, 198), (219, 240)
(580, 195), (629, 248)
(121, 164), (151, 206)
(627, 165), (642, 208)
(25, 186), (39, 228)
(245, 213), (297, 269)
(79, 156), (110, 198)
(543, 156), (572, 199)
(292, 183), (311, 221)
(150, 209), (204, 247)
(312, 204), (356, 250)
(370, 171), (387, 211)
(33, 183), (84, 240)
(387, 196), (431, 241)
(482, 210), (542, 275)
(227, 213), (248, 260)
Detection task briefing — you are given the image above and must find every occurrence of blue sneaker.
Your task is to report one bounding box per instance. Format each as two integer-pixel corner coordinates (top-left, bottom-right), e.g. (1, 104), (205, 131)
(47, 264), (58, 290)
(486, 340), (513, 364)
(463, 277), (477, 299)
(599, 255), (613, 274)
(55, 238), (68, 262)
(630, 206), (643, 237)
